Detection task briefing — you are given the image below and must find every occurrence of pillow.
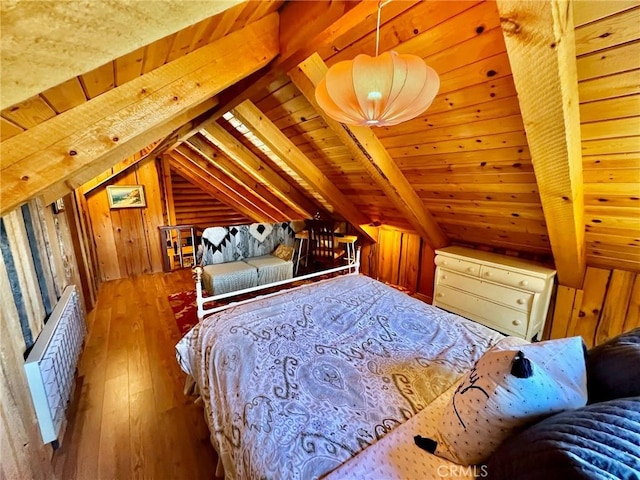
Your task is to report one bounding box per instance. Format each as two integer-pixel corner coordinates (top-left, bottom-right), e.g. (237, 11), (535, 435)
(587, 327), (640, 403)
(486, 396), (640, 480)
(272, 243), (294, 262)
(416, 337), (588, 465)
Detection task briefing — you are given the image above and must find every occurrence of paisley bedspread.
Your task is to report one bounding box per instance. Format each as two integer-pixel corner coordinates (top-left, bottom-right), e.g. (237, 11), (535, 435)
(175, 274), (503, 479)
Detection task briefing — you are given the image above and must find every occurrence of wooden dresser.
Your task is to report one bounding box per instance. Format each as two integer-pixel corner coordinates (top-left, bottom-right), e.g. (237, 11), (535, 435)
(433, 246), (556, 341)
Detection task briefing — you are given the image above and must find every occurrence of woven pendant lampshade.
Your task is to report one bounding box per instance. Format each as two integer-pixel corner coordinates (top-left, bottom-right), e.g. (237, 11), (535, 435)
(315, 51), (440, 127)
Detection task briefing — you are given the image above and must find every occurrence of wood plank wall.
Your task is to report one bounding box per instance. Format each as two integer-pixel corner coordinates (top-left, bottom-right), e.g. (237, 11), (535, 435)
(548, 267), (640, 347)
(1, 198), (84, 480)
(84, 158), (164, 282)
(83, 157), (255, 282)
(170, 170), (251, 227)
(359, 226), (437, 303)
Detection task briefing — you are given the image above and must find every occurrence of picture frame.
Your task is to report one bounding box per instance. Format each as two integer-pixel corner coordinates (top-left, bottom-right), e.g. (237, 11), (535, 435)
(106, 185), (146, 209)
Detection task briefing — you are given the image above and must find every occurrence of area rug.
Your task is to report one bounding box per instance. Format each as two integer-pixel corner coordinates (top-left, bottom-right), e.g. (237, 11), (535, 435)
(168, 290), (200, 336)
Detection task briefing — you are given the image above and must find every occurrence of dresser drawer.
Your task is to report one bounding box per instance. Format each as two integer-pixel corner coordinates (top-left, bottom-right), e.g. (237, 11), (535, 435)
(438, 271), (533, 312)
(434, 285), (529, 337)
(479, 265), (546, 292)
(434, 256), (480, 276)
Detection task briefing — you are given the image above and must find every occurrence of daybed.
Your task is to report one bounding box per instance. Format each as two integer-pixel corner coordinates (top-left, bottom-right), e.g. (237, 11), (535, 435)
(175, 271), (640, 480)
(198, 221), (301, 296)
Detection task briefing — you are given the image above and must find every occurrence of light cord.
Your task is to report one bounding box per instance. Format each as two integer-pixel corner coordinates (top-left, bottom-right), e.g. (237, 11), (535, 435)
(375, 1), (381, 57)
(375, 0), (392, 57)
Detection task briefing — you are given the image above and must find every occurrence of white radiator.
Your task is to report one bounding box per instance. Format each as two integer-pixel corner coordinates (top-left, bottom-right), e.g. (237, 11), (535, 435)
(24, 285), (86, 444)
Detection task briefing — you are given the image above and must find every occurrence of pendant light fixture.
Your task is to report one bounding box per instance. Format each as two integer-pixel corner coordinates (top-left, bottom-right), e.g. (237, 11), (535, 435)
(315, 1), (440, 127)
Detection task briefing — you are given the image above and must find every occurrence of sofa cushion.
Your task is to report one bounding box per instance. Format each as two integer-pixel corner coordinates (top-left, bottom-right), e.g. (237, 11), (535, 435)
(244, 255), (293, 286)
(202, 262), (258, 295)
(273, 243), (295, 262)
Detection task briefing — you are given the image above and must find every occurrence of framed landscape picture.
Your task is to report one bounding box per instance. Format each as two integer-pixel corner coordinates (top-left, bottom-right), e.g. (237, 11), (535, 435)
(106, 185), (146, 208)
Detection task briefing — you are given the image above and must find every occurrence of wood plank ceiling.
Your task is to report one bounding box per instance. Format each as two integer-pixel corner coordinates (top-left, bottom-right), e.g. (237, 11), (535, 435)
(574, 2), (640, 273)
(1, 0), (639, 275)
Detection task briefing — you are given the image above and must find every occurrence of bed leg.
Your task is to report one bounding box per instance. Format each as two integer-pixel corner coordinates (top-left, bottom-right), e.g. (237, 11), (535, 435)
(183, 375), (196, 396)
(215, 457), (225, 478)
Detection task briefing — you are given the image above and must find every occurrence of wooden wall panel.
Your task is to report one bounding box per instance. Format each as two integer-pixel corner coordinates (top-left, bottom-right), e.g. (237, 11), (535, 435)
(377, 228), (403, 285)
(360, 225), (437, 302)
(63, 193), (98, 309)
(49, 204), (85, 312)
(398, 233), (421, 292)
(86, 183), (121, 281)
(625, 276), (640, 331)
(170, 170), (251, 227)
(25, 199), (60, 310)
(136, 159), (165, 274)
(85, 158), (164, 281)
(596, 269), (636, 345)
(417, 241), (437, 302)
(1, 253), (56, 480)
(549, 266), (640, 347)
(3, 210), (46, 338)
(1, 194), (86, 479)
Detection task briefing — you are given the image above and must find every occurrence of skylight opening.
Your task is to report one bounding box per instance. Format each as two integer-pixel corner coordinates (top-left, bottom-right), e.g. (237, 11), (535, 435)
(221, 111), (334, 213)
(223, 112), (282, 165)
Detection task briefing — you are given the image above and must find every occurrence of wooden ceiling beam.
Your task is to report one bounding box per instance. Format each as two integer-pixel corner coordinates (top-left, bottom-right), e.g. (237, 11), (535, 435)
(0, 0), (244, 109)
(167, 150), (267, 223)
(174, 144), (283, 223)
(185, 134), (298, 219)
(161, 156), (177, 226)
(167, 153), (258, 223)
(201, 122), (320, 219)
(39, 92), (220, 206)
(78, 140), (163, 196)
(138, 97), (224, 159)
(232, 100), (377, 242)
(1, 13), (279, 216)
(497, 0), (586, 288)
(289, 53), (449, 250)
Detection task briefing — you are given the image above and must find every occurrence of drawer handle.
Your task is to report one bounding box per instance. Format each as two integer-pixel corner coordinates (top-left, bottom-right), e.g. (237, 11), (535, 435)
(517, 298), (526, 305)
(520, 280), (529, 287)
(484, 271), (493, 277)
(437, 293), (444, 298)
(512, 320), (522, 326)
(466, 267), (475, 273)
(442, 275), (448, 280)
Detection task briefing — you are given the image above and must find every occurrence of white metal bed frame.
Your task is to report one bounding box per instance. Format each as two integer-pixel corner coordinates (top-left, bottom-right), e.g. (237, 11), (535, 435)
(193, 248), (361, 320)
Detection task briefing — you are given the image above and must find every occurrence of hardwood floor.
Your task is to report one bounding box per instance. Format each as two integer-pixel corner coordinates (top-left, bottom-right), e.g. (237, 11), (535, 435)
(53, 269), (218, 480)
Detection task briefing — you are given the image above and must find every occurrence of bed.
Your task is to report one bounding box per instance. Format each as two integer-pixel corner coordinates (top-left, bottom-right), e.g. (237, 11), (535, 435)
(176, 272), (507, 479)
